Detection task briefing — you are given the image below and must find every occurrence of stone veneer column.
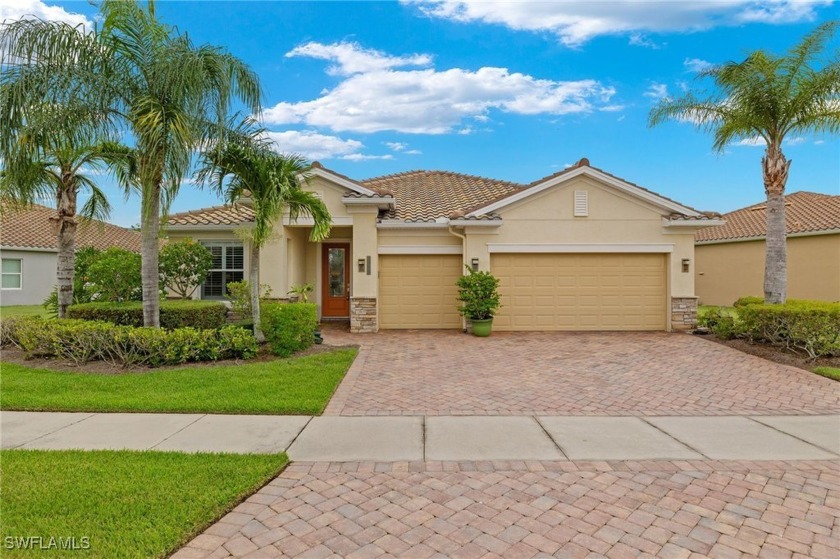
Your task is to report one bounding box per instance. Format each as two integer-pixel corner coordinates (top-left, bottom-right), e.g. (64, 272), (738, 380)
(671, 296), (698, 331)
(350, 297), (377, 333)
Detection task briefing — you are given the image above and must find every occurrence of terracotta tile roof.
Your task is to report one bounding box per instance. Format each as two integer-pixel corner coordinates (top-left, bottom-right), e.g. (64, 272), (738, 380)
(361, 170), (522, 221)
(0, 203), (141, 252)
(167, 204), (255, 227)
(695, 191), (840, 243)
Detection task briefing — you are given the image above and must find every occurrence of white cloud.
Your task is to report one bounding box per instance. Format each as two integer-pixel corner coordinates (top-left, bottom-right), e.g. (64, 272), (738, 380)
(628, 33), (662, 49)
(0, 0), (91, 27)
(340, 153), (394, 162)
(403, 0), (830, 47)
(384, 141), (422, 155)
(264, 42), (617, 134)
(263, 130), (364, 160)
(684, 58), (713, 73)
(286, 41), (432, 76)
(644, 83), (670, 100)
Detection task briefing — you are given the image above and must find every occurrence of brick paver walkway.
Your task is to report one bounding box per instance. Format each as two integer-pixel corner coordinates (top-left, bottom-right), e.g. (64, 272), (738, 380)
(175, 459), (840, 559)
(324, 331), (839, 416)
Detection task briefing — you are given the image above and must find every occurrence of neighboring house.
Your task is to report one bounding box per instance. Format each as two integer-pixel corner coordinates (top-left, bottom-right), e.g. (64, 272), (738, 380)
(695, 191), (840, 306)
(167, 158), (723, 333)
(0, 203), (142, 305)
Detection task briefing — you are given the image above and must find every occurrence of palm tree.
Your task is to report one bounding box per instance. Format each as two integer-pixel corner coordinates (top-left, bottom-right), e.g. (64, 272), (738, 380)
(200, 128), (331, 341)
(0, 103), (134, 318)
(0, 0), (261, 326)
(649, 22), (840, 304)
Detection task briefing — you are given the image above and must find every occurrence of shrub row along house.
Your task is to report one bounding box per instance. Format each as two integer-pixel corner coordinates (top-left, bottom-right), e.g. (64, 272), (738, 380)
(695, 191), (840, 306)
(0, 203), (141, 305)
(167, 158), (723, 333)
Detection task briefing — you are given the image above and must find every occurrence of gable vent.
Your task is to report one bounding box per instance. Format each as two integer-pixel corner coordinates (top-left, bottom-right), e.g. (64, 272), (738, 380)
(574, 190), (589, 217)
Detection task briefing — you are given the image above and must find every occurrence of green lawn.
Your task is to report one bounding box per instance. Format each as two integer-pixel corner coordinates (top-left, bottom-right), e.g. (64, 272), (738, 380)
(814, 367), (840, 381)
(0, 305), (48, 319)
(0, 348), (357, 414)
(0, 449), (287, 559)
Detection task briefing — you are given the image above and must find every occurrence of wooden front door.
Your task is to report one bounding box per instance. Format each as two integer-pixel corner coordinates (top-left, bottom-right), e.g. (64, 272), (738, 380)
(321, 243), (350, 317)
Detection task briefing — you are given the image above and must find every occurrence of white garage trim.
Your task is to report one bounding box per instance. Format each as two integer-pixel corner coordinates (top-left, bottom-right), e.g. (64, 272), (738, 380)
(487, 243), (674, 253)
(378, 245), (463, 255)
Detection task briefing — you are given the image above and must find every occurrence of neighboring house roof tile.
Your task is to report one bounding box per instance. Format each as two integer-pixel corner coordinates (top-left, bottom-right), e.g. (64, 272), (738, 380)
(167, 204), (255, 227)
(0, 203), (141, 252)
(695, 191), (840, 243)
(361, 170), (522, 221)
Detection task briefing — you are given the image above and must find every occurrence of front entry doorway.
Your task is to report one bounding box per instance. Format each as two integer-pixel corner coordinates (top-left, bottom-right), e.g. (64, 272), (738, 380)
(321, 243), (350, 317)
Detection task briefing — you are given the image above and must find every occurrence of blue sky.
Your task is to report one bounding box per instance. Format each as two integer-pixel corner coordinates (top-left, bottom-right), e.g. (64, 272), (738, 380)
(4, 0), (840, 226)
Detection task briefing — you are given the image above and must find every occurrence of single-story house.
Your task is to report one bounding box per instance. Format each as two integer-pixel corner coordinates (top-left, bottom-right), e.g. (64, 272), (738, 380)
(167, 158), (723, 333)
(695, 191), (840, 306)
(0, 203), (142, 305)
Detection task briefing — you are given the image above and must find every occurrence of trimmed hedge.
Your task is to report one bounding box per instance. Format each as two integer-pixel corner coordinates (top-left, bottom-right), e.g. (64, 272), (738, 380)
(67, 300), (228, 329)
(738, 301), (840, 359)
(3, 318), (256, 367)
(261, 303), (317, 357)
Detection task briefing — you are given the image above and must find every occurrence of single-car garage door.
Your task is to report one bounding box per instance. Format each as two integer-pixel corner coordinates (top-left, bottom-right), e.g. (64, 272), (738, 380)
(491, 253), (667, 331)
(379, 254), (463, 329)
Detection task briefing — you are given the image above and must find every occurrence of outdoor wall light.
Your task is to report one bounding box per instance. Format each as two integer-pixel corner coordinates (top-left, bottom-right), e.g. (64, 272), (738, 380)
(471, 258), (479, 271)
(366, 256), (371, 276)
(682, 258), (690, 273)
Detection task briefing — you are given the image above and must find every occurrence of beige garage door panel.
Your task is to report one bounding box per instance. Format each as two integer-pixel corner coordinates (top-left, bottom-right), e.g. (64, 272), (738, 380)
(379, 255), (463, 329)
(492, 253), (666, 331)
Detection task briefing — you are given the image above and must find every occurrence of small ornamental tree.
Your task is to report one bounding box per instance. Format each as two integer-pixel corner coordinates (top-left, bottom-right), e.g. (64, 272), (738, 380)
(456, 268), (501, 321)
(159, 239), (213, 299)
(86, 247), (142, 302)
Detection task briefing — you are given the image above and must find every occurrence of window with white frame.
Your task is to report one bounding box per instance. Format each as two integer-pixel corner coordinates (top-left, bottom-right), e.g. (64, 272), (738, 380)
(200, 242), (244, 298)
(1, 258), (22, 289)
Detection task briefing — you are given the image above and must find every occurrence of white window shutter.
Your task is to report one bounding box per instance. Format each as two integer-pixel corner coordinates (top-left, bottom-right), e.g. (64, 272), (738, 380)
(574, 190), (588, 217)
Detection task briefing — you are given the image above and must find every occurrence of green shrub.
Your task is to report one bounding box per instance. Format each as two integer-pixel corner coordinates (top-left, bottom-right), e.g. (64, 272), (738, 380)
(159, 239), (214, 299)
(733, 296), (764, 308)
(67, 300), (228, 329)
(0, 317), (23, 347)
(9, 318), (256, 367)
(226, 280), (272, 315)
(261, 302), (317, 357)
(739, 301), (840, 359)
(456, 268), (501, 320)
(86, 247), (143, 302)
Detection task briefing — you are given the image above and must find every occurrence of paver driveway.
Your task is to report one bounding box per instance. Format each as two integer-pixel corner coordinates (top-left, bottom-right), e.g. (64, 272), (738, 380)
(325, 331), (839, 416)
(175, 459), (840, 559)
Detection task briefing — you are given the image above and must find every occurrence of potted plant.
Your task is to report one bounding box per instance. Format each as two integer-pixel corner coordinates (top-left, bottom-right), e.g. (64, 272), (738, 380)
(456, 267), (501, 337)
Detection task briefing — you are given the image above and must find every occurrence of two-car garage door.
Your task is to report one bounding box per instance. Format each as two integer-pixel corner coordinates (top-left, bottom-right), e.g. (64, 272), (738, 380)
(491, 253), (666, 331)
(378, 253), (666, 330)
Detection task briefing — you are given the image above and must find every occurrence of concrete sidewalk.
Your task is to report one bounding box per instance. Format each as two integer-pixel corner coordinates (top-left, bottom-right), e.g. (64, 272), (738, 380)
(3, 411), (838, 461)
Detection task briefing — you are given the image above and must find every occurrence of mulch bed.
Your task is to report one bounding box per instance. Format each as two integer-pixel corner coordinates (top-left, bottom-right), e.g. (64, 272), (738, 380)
(0, 342), (358, 375)
(698, 333), (840, 372)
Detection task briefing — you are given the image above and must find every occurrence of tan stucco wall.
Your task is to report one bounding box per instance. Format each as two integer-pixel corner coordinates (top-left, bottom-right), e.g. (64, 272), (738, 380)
(461, 175), (699, 300)
(695, 233), (840, 306)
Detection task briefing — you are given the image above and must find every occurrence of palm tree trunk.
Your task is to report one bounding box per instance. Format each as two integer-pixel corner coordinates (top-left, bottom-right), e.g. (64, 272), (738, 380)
(55, 179), (77, 318)
(141, 183), (161, 327)
(249, 240), (264, 343)
(762, 144), (791, 304)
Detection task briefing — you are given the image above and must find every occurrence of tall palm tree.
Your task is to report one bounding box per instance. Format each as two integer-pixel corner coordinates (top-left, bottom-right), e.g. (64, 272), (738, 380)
(200, 128), (331, 341)
(649, 22), (840, 304)
(0, 0), (261, 326)
(0, 102), (135, 318)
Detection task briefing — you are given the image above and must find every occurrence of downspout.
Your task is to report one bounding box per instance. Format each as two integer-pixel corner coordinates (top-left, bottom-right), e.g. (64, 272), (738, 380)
(448, 224), (468, 332)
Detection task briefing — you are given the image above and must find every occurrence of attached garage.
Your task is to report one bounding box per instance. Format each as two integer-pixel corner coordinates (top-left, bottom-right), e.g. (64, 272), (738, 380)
(379, 254), (463, 329)
(490, 253), (667, 331)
